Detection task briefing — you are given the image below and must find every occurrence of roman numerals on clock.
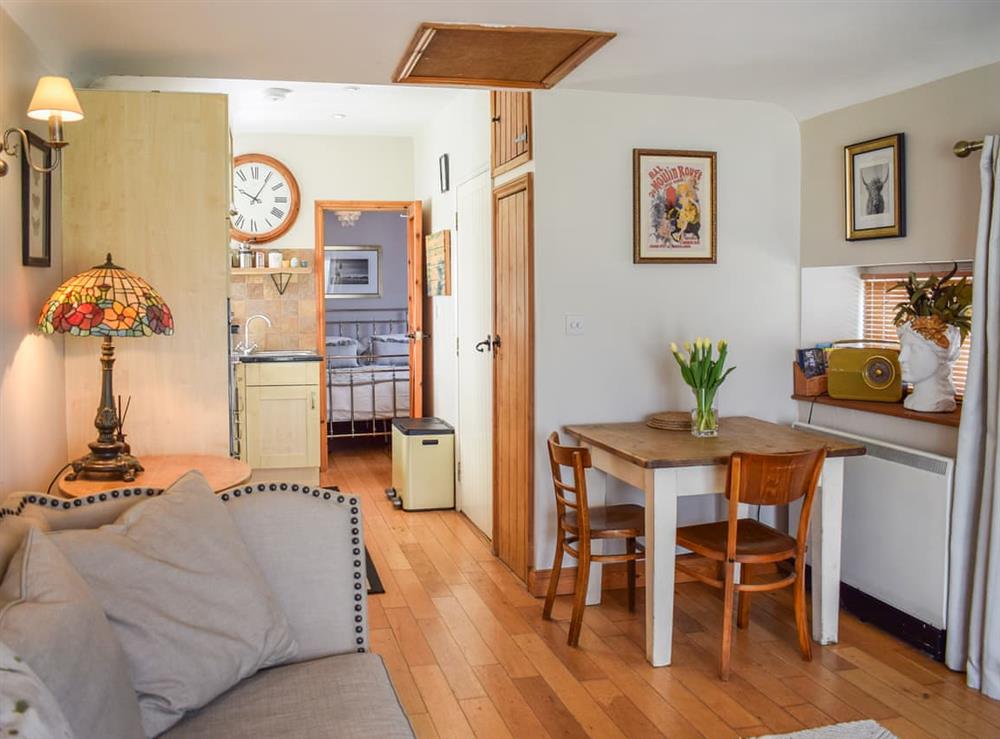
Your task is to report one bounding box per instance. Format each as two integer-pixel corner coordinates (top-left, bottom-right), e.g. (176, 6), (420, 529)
(230, 155), (299, 242)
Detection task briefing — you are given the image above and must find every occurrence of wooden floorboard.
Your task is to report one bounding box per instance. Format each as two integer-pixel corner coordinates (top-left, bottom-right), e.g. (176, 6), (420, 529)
(324, 443), (998, 738)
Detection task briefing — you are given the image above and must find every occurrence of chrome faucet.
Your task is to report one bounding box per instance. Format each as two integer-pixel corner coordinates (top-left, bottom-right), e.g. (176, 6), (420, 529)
(236, 313), (272, 355)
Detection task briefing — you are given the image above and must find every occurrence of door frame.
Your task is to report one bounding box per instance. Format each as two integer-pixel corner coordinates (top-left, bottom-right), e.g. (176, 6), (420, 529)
(314, 200), (425, 467)
(491, 173), (535, 580)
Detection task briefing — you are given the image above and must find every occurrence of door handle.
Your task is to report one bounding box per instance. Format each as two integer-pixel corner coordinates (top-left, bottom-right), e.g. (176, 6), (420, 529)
(405, 331), (429, 341)
(491, 335), (502, 351)
(475, 335), (492, 353)
(310, 391), (316, 410)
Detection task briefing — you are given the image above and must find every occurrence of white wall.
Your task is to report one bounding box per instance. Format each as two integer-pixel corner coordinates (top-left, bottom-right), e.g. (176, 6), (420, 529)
(532, 89), (802, 569)
(412, 91), (490, 424)
(801, 62), (999, 268)
(233, 133), (415, 250)
(0, 8), (69, 495)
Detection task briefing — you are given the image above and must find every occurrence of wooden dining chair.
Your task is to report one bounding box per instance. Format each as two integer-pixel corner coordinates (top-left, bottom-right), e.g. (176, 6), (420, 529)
(676, 448), (827, 680)
(543, 431), (645, 646)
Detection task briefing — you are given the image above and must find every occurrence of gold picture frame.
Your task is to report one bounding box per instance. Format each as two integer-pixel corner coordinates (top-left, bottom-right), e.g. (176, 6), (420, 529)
(845, 133), (905, 241)
(633, 148), (717, 264)
(425, 230), (451, 296)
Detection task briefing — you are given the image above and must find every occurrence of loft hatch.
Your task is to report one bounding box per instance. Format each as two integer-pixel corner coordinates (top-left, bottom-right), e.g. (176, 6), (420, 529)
(393, 23), (615, 89)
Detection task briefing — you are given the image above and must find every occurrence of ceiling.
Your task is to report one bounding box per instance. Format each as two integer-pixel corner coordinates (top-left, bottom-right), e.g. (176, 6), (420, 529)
(89, 76), (466, 137)
(6, 0), (1000, 119)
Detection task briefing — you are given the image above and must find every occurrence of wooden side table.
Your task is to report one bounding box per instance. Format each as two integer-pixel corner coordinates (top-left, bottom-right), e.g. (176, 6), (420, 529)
(57, 454), (251, 499)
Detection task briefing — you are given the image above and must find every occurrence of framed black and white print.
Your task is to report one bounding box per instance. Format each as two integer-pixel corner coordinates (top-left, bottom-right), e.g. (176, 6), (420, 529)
(324, 246), (382, 299)
(845, 133), (905, 241)
(21, 131), (52, 267)
(439, 153), (450, 193)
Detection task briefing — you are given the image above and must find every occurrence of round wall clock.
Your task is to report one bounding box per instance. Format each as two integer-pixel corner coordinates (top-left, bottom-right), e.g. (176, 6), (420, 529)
(230, 153), (300, 243)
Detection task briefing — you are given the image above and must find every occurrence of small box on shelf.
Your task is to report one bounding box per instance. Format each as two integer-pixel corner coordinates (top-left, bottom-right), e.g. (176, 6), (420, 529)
(793, 362), (827, 397)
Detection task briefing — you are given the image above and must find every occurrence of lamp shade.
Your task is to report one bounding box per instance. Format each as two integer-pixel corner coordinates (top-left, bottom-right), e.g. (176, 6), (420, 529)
(27, 76), (84, 122)
(38, 254), (173, 337)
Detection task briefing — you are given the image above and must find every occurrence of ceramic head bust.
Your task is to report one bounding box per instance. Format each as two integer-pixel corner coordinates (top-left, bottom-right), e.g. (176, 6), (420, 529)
(897, 319), (962, 412)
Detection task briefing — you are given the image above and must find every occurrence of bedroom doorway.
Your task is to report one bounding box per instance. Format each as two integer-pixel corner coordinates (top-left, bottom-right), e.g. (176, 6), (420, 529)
(314, 200), (424, 466)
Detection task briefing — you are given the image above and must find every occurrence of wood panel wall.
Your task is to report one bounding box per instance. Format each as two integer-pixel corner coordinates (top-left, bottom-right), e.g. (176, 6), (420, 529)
(62, 90), (231, 457)
(492, 174), (534, 580)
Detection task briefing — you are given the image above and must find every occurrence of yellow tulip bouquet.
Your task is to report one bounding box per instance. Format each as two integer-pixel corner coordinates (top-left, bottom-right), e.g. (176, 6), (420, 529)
(670, 338), (735, 437)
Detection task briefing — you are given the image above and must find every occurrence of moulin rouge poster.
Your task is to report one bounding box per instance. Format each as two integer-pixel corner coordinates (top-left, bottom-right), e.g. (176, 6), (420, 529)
(633, 149), (717, 264)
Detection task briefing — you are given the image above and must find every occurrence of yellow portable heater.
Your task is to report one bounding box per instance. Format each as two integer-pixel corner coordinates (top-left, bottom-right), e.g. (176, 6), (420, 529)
(826, 340), (903, 403)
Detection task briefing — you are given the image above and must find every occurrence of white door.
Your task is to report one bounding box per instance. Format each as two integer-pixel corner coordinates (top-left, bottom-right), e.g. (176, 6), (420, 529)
(456, 171), (493, 537)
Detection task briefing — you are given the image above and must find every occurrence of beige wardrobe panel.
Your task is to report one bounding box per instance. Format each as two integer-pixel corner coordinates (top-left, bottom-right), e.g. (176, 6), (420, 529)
(62, 90), (231, 458)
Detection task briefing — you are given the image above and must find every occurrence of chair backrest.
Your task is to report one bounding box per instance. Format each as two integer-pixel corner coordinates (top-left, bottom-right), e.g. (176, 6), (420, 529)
(725, 448), (827, 553)
(547, 432), (593, 536)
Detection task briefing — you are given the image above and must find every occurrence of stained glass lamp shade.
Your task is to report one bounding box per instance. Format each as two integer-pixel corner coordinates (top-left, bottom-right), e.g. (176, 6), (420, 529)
(38, 254), (173, 481)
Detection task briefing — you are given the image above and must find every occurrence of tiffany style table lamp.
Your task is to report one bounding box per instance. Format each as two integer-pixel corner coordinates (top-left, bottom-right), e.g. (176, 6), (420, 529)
(38, 253), (173, 481)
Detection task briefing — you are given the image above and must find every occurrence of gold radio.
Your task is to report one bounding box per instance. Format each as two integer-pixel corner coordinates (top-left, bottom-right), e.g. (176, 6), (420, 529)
(827, 342), (903, 403)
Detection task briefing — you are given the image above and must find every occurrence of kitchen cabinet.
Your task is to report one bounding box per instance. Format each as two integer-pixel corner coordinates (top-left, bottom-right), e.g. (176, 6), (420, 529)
(236, 360), (321, 484)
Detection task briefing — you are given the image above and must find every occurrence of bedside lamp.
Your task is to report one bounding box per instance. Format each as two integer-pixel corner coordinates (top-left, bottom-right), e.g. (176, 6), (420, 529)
(0, 75), (84, 177)
(38, 254), (174, 481)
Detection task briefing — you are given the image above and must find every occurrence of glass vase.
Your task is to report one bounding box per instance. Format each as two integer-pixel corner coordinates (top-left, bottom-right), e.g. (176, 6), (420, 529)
(690, 389), (719, 438)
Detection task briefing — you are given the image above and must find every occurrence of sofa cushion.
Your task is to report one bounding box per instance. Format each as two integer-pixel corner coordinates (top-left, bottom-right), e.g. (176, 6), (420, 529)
(0, 639), (74, 739)
(162, 653), (414, 739)
(52, 471), (298, 737)
(0, 528), (145, 739)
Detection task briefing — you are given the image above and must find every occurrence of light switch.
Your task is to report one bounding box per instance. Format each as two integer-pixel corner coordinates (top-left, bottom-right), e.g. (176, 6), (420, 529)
(565, 314), (585, 336)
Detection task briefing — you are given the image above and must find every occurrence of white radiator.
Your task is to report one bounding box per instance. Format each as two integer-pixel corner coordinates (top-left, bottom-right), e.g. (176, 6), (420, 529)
(792, 423), (954, 630)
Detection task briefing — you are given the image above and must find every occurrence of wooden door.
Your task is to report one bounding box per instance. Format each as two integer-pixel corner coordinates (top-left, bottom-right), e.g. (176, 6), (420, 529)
(491, 91), (532, 176)
(245, 384), (321, 469)
(492, 173), (534, 581)
(457, 172), (494, 537)
(406, 201), (425, 417)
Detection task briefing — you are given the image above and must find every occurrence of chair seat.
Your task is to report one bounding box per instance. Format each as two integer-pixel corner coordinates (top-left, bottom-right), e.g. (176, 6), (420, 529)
(564, 504), (644, 537)
(677, 518), (797, 562)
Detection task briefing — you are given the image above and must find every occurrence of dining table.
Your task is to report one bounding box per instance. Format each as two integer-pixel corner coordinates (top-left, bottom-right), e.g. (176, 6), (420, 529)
(563, 416), (866, 667)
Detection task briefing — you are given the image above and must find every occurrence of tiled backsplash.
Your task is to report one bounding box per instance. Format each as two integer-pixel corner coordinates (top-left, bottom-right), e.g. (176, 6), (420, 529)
(230, 249), (317, 351)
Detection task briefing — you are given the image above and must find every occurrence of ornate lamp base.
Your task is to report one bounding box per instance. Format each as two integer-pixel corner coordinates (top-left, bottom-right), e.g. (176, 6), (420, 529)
(66, 335), (144, 482)
(66, 452), (144, 482)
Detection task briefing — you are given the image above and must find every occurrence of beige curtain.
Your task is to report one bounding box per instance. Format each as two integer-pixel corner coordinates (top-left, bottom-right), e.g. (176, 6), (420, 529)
(947, 135), (1000, 698)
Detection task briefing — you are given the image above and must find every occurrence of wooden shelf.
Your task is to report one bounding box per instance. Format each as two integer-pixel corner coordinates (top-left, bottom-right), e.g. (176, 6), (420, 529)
(231, 267), (311, 276)
(792, 393), (961, 428)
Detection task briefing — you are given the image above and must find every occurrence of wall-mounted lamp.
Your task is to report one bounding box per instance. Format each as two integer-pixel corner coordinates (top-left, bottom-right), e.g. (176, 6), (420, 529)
(0, 76), (84, 178)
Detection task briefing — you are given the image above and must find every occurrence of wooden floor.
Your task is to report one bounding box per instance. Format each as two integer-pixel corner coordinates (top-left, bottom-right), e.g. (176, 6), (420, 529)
(324, 444), (1000, 739)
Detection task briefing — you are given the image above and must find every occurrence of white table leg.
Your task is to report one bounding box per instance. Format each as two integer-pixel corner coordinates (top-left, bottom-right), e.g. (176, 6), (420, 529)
(584, 465), (607, 606)
(811, 456), (844, 644)
(644, 467), (679, 666)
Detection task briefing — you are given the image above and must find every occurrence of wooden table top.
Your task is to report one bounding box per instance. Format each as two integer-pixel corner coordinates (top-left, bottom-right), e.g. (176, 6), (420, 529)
(57, 454), (252, 498)
(564, 416), (867, 469)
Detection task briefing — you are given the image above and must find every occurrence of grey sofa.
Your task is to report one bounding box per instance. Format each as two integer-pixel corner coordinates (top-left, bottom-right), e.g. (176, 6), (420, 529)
(0, 482), (415, 738)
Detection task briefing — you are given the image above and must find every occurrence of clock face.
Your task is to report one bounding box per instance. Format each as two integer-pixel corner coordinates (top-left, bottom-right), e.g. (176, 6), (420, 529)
(230, 154), (300, 243)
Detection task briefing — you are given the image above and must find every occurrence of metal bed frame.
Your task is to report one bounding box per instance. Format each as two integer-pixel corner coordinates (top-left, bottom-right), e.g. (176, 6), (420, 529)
(326, 313), (410, 441)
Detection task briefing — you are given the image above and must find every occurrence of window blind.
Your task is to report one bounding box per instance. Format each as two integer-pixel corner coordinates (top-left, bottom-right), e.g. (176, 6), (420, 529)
(862, 276), (971, 395)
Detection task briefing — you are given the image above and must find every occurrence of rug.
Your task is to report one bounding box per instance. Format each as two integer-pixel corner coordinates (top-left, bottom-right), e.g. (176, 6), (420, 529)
(753, 720), (897, 739)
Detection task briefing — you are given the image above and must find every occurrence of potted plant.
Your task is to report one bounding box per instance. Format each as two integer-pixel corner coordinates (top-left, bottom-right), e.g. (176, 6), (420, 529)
(670, 338), (735, 437)
(892, 264), (972, 412)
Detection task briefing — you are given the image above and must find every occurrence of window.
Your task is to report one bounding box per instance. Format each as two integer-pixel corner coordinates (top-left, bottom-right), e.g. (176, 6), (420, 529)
(862, 274), (971, 395)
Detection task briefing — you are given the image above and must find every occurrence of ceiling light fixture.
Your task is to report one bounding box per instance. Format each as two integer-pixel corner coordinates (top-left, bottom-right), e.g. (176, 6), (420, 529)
(344, 86), (361, 93)
(332, 113), (347, 120)
(335, 210), (362, 227)
(263, 87), (292, 103)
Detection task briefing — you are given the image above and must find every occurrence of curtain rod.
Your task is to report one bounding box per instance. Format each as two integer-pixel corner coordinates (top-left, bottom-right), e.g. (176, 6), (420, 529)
(954, 139), (984, 158)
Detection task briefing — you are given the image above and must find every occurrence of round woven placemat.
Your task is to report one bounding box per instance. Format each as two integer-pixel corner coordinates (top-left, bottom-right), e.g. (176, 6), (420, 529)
(646, 411), (691, 431)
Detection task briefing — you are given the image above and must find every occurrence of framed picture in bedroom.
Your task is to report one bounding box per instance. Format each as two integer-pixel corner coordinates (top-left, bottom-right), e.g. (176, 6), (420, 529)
(633, 148), (717, 264)
(324, 246), (382, 299)
(844, 133), (905, 240)
(21, 131), (52, 267)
